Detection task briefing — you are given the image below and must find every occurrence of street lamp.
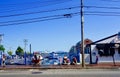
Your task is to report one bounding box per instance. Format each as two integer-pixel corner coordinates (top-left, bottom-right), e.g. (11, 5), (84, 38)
(24, 39), (28, 65)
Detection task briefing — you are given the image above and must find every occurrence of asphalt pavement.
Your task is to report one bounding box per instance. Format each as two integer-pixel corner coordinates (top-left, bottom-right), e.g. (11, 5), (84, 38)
(0, 69), (120, 77)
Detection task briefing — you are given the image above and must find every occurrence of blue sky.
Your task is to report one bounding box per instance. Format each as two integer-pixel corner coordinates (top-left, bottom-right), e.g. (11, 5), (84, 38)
(0, 0), (120, 54)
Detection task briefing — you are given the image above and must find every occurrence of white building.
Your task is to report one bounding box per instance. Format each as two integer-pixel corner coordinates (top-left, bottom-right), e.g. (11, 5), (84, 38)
(89, 33), (120, 64)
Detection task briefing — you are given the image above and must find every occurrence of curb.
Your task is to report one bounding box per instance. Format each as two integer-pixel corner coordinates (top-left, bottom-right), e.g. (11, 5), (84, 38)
(0, 64), (120, 70)
(0, 66), (119, 70)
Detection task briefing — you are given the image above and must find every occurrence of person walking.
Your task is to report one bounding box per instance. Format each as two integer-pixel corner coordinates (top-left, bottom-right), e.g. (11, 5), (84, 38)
(2, 54), (6, 67)
(96, 55), (98, 64)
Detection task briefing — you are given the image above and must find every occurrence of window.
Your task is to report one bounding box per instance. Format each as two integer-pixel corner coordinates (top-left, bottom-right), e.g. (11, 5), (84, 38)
(96, 44), (115, 56)
(84, 47), (90, 54)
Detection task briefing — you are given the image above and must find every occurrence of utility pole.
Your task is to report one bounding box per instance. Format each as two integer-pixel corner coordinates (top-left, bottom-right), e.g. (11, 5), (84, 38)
(24, 39), (28, 65)
(29, 44), (32, 65)
(81, 0), (85, 68)
(0, 34), (4, 65)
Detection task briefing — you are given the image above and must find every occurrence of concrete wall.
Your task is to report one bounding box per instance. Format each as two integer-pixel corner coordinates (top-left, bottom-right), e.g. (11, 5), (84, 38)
(80, 54), (90, 64)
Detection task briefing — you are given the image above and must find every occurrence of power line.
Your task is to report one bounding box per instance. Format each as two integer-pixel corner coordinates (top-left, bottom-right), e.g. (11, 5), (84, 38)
(84, 5), (120, 10)
(0, 6), (79, 18)
(0, 12), (79, 23)
(0, 0), (60, 6)
(0, 17), (65, 27)
(0, 12), (80, 27)
(0, 15), (63, 23)
(85, 13), (120, 16)
(85, 11), (120, 14)
(1, 10), (120, 24)
(0, 0), (45, 7)
(2, 5), (120, 18)
(100, 0), (120, 2)
(0, 0), (72, 14)
(84, 10), (120, 16)
(84, 11), (120, 16)
(0, 0), (71, 7)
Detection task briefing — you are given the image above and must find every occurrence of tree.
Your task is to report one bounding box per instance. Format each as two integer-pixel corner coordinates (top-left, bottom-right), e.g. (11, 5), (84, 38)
(0, 45), (5, 52)
(15, 46), (24, 56)
(7, 50), (13, 56)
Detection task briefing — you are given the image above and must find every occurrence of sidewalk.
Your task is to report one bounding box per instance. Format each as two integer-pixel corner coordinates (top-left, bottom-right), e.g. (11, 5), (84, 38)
(86, 62), (120, 69)
(0, 62), (120, 70)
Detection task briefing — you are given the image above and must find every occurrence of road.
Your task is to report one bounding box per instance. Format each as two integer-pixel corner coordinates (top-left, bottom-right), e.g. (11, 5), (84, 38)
(0, 69), (120, 77)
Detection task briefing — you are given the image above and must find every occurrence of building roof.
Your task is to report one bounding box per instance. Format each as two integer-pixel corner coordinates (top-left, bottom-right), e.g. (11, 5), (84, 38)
(90, 33), (118, 45)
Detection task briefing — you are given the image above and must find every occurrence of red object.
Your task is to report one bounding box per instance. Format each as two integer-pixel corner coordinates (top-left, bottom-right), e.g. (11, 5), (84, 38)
(32, 59), (40, 64)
